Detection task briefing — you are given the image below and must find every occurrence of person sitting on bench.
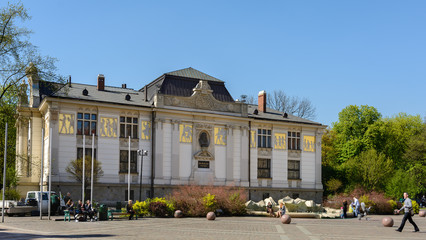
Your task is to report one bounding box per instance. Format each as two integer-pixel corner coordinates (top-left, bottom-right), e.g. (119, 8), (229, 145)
(127, 200), (135, 220)
(84, 200), (95, 221)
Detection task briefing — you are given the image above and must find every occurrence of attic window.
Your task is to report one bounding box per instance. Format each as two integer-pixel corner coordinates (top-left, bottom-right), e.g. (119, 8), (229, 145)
(82, 88), (88, 96)
(253, 109), (258, 115)
(283, 112), (288, 118)
(125, 94), (131, 101)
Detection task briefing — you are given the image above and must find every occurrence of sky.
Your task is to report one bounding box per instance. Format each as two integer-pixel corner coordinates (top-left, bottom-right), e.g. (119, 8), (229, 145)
(5, 0), (426, 126)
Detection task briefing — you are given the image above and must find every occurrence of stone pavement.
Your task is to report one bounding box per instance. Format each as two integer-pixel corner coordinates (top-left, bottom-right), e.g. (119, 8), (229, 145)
(0, 214), (425, 240)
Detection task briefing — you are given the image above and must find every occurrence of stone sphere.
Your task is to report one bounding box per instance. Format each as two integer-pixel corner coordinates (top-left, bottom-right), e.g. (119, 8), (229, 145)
(382, 217), (394, 227)
(419, 210), (426, 217)
(281, 214), (291, 224)
(174, 210), (183, 218)
(206, 212), (216, 220)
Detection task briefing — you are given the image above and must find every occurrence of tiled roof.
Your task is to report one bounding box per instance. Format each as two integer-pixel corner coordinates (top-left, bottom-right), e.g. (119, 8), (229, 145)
(50, 82), (152, 107)
(165, 67), (224, 82)
(247, 105), (323, 126)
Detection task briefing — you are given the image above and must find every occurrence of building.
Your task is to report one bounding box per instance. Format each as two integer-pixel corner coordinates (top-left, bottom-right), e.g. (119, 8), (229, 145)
(16, 67), (325, 203)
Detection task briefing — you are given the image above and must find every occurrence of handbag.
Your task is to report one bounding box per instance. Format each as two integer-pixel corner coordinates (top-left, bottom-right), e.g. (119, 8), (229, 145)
(409, 207), (414, 216)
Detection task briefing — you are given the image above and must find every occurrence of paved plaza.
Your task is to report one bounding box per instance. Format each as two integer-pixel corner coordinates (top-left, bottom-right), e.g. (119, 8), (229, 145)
(0, 214), (425, 240)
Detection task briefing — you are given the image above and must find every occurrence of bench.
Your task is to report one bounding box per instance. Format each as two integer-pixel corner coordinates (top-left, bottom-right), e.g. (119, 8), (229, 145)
(107, 210), (138, 220)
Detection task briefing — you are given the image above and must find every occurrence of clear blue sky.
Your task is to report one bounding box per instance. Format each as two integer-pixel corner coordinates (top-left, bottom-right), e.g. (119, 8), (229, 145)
(7, 0), (426, 126)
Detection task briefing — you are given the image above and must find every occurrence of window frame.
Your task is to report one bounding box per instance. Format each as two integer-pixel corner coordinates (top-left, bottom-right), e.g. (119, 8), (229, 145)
(119, 150), (138, 174)
(257, 158), (271, 178)
(77, 112), (97, 136)
(288, 160), (300, 180)
(287, 131), (301, 150)
(77, 148), (97, 160)
(120, 116), (138, 139)
(257, 129), (272, 148)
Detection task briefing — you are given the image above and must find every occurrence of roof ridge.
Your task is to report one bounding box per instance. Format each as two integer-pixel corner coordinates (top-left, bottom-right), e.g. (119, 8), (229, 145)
(165, 67), (223, 82)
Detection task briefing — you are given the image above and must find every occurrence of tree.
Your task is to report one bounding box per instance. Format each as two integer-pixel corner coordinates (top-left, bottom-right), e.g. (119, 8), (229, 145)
(65, 156), (104, 199)
(1, 2), (61, 104)
(403, 124), (426, 167)
(332, 105), (381, 163)
(364, 113), (423, 167)
(344, 149), (393, 191)
(246, 90), (316, 120)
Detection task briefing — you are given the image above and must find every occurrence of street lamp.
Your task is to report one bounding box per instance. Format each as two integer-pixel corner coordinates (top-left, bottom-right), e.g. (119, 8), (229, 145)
(137, 149), (148, 201)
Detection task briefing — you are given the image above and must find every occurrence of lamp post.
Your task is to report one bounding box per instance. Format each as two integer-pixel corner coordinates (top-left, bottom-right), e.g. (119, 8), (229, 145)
(137, 149), (148, 201)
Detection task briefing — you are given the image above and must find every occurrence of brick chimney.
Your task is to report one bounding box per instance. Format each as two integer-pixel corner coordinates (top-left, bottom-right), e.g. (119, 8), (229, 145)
(97, 74), (105, 91)
(258, 90), (266, 112)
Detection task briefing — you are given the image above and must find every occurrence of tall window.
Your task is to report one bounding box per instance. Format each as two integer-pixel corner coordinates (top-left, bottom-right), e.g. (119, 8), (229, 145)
(77, 148), (97, 159)
(257, 129), (271, 148)
(258, 158), (271, 178)
(288, 131), (300, 150)
(120, 117), (138, 138)
(77, 113), (97, 135)
(119, 150), (137, 173)
(288, 160), (300, 179)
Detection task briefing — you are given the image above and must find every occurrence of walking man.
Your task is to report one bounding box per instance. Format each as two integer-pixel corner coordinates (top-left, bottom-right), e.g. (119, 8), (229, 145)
(395, 192), (420, 232)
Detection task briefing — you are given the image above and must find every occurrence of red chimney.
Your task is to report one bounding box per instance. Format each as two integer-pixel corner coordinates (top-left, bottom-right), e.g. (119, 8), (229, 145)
(258, 90), (266, 112)
(97, 74), (105, 91)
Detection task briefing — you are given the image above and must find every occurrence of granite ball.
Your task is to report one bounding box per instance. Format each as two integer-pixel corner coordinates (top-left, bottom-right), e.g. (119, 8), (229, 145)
(206, 212), (216, 220)
(174, 210), (183, 218)
(382, 217), (394, 227)
(419, 210), (426, 217)
(281, 214), (291, 224)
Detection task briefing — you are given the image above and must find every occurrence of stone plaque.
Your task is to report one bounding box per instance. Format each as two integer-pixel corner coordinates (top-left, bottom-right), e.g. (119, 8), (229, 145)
(198, 161), (210, 169)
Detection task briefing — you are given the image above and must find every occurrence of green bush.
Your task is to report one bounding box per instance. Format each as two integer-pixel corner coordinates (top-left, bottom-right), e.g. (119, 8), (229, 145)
(0, 188), (21, 200)
(388, 200), (397, 210)
(412, 200), (419, 214)
(202, 193), (217, 212)
(133, 199), (151, 216)
(134, 197), (175, 217)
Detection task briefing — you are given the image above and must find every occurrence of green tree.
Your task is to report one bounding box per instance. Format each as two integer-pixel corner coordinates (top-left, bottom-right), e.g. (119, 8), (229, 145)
(344, 149), (393, 191)
(65, 156), (104, 199)
(403, 124), (426, 167)
(332, 105), (381, 163)
(364, 114), (423, 167)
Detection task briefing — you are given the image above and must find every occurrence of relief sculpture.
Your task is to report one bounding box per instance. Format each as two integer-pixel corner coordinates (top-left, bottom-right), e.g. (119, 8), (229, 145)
(99, 117), (117, 137)
(303, 136), (315, 152)
(58, 113), (75, 134)
(274, 133), (286, 150)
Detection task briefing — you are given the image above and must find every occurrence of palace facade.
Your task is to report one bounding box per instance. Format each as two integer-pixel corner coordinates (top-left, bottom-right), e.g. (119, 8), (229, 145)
(16, 67), (325, 203)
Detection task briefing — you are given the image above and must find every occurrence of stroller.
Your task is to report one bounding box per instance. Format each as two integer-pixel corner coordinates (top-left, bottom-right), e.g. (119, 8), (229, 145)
(358, 202), (371, 220)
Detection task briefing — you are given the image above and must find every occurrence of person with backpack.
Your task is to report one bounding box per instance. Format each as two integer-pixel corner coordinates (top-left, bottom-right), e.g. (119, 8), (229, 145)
(395, 192), (420, 232)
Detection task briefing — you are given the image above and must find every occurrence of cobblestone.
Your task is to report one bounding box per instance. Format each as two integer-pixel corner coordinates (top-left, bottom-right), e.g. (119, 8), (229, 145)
(0, 214), (425, 239)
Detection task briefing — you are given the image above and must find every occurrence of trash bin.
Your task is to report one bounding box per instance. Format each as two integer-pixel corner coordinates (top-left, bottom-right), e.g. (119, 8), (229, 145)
(98, 204), (108, 221)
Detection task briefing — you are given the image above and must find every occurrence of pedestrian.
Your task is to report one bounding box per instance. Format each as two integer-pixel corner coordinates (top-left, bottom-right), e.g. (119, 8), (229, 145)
(51, 192), (60, 215)
(421, 195), (426, 208)
(395, 192), (420, 232)
(352, 197), (360, 217)
(342, 200), (348, 218)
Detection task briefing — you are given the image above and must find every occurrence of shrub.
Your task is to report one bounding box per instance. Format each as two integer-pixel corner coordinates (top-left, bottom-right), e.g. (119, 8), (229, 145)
(171, 185), (247, 217)
(149, 201), (169, 217)
(412, 200), (419, 214)
(388, 200), (397, 210)
(133, 197), (174, 217)
(324, 188), (393, 214)
(0, 188), (21, 200)
(133, 199), (151, 216)
(202, 193), (217, 212)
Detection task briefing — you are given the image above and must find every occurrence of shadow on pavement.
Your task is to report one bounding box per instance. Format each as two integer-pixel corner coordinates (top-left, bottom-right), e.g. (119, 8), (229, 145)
(0, 231), (115, 239)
